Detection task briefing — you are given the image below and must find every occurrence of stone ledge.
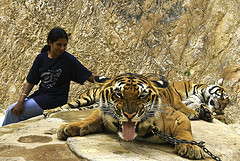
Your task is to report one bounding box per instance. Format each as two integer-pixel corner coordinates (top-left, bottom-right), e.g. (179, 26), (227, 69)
(0, 110), (239, 161)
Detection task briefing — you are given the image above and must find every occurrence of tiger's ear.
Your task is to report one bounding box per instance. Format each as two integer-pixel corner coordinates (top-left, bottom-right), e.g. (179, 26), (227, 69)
(149, 75), (169, 88)
(216, 78), (224, 86)
(94, 76), (112, 86)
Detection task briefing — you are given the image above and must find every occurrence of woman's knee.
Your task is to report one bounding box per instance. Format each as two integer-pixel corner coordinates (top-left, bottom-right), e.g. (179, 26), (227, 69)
(22, 98), (43, 117)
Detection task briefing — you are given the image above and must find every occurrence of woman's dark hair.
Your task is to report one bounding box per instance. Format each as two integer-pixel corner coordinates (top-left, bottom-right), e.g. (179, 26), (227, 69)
(41, 27), (68, 53)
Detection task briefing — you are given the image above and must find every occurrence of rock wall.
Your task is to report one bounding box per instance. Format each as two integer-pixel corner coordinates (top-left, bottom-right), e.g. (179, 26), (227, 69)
(0, 0), (239, 124)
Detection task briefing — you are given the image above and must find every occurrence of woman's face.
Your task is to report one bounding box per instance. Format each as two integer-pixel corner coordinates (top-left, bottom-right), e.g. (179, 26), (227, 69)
(49, 38), (68, 58)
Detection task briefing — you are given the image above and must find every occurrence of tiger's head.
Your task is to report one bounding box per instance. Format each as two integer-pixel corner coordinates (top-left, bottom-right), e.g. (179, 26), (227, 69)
(94, 73), (168, 141)
(206, 79), (229, 114)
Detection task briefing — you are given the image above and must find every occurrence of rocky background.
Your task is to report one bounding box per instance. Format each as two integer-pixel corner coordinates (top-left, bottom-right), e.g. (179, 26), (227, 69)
(0, 0), (239, 127)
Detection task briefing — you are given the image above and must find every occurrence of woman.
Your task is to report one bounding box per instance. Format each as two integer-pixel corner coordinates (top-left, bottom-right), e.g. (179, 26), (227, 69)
(2, 27), (95, 126)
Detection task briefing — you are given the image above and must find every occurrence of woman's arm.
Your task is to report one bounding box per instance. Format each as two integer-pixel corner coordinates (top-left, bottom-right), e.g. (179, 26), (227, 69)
(11, 81), (35, 115)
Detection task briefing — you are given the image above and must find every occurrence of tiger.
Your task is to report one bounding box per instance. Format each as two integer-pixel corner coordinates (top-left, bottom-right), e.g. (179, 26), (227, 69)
(159, 78), (229, 122)
(56, 73), (205, 159)
(43, 75), (229, 122)
(43, 87), (100, 117)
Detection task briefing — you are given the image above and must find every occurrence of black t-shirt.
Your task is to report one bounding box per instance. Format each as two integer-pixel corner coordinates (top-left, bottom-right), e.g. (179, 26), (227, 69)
(27, 51), (92, 110)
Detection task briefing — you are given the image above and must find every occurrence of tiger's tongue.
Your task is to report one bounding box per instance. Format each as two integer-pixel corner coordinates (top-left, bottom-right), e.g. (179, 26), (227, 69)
(122, 122), (135, 141)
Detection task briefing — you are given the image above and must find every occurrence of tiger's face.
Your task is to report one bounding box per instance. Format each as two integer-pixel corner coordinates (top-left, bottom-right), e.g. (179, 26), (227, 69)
(207, 85), (229, 113)
(96, 73), (168, 141)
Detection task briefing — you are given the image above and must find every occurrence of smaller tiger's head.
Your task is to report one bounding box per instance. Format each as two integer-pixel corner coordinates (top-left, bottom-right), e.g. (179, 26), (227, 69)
(94, 73), (168, 141)
(207, 79), (229, 114)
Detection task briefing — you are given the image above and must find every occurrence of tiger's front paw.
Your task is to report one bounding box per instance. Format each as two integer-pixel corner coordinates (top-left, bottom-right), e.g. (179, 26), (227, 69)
(174, 143), (205, 159)
(57, 122), (89, 140)
(197, 105), (213, 122)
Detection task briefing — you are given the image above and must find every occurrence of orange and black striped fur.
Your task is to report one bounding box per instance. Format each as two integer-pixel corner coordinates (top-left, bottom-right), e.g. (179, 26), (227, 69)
(44, 76), (229, 122)
(56, 73), (206, 159)
(159, 79), (229, 122)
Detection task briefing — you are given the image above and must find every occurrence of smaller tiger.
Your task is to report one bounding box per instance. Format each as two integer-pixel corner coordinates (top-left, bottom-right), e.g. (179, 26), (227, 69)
(160, 78), (229, 122)
(43, 77), (229, 122)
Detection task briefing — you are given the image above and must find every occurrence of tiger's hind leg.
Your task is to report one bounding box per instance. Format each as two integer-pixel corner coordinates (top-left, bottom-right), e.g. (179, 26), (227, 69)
(43, 103), (99, 118)
(43, 87), (100, 117)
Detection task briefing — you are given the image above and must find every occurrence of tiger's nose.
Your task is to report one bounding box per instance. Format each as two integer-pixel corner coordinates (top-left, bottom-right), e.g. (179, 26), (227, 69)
(124, 112), (136, 119)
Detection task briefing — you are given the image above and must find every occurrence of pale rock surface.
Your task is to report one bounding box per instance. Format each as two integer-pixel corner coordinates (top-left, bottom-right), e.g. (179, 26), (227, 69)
(0, 110), (239, 161)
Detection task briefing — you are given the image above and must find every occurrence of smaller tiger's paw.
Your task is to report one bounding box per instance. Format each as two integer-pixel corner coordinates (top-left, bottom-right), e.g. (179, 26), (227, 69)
(174, 143), (205, 159)
(197, 105), (213, 122)
(57, 122), (89, 140)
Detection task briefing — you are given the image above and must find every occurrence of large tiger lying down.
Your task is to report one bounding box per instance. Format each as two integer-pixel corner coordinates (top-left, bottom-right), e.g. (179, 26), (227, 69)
(47, 73), (229, 160)
(44, 73), (229, 122)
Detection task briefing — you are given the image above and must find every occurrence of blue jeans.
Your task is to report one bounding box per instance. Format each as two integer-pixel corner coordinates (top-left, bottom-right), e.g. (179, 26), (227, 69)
(2, 98), (43, 126)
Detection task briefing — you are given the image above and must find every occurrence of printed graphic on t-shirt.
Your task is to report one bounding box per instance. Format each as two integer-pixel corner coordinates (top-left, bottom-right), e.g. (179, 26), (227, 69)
(40, 69), (62, 88)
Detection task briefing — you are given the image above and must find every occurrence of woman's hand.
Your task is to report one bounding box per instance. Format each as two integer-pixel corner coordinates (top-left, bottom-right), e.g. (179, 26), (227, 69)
(11, 101), (25, 115)
(88, 73), (96, 83)
(11, 81), (35, 115)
